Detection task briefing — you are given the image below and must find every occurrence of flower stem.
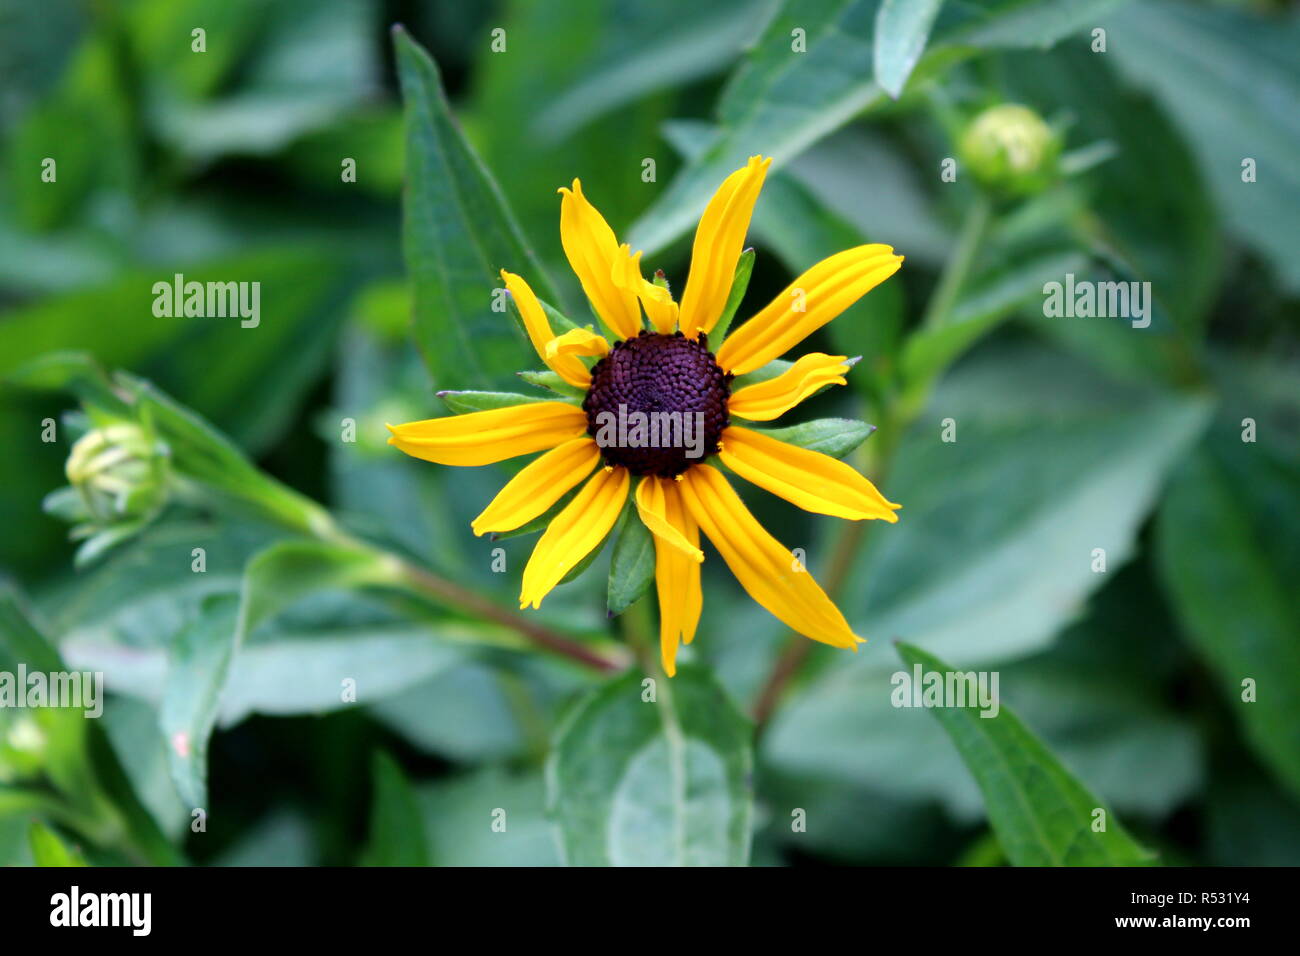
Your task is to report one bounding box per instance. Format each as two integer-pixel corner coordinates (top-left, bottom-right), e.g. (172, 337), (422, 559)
(920, 192), (992, 330)
(391, 558), (629, 673)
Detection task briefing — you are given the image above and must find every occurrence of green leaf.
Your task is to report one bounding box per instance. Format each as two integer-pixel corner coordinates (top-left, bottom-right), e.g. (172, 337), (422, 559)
(895, 642), (1153, 866)
(437, 391), (575, 415)
(1107, 0), (1300, 294)
(630, 0), (1123, 255)
(874, 0), (946, 99)
(361, 752), (428, 866)
(606, 502), (657, 616)
(708, 249), (756, 345)
(1002, 45), (1220, 338)
(160, 539), (398, 809)
(900, 250), (1088, 403)
(28, 821), (88, 867)
(533, 0), (767, 139)
(841, 345), (1211, 664)
(628, 0), (884, 256)
(547, 666), (753, 866)
(394, 27), (558, 390)
(0, 587), (182, 865)
(750, 418), (875, 459)
(1156, 430), (1300, 798)
(517, 369), (588, 399)
(419, 766), (561, 866)
(764, 566), (1203, 827)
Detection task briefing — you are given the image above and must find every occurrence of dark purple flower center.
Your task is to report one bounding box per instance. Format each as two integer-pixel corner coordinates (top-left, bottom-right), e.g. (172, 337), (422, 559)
(582, 331), (731, 477)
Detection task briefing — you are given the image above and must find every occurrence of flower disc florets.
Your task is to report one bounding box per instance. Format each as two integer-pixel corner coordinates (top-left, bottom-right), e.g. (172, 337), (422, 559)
(582, 331), (731, 477)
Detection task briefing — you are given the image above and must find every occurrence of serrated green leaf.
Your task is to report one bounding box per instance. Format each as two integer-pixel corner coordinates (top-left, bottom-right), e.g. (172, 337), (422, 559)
(547, 666), (753, 866)
(895, 642), (1153, 866)
(750, 418), (875, 459)
(607, 502), (657, 616)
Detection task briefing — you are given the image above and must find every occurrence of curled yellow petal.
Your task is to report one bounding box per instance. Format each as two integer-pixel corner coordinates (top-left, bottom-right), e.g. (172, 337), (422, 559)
(613, 244), (678, 334)
(719, 426), (900, 522)
(635, 476), (704, 562)
(678, 464), (861, 648)
(717, 246), (903, 375)
(679, 156), (770, 339)
(728, 353), (850, 421)
(519, 465), (629, 609)
(545, 326), (610, 362)
(558, 180), (642, 340)
(640, 280), (679, 335)
(500, 270), (591, 389)
(387, 402), (587, 467)
(471, 437), (601, 536)
(647, 477), (702, 676)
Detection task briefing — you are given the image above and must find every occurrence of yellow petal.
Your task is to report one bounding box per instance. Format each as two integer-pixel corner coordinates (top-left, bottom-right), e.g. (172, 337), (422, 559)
(545, 326), (610, 361)
(648, 477), (702, 676)
(519, 465), (629, 609)
(639, 279), (679, 335)
(678, 464), (861, 648)
(719, 426), (900, 522)
(641, 280), (679, 335)
(716, 246), (903, 375)
(679, 156), (771, 339)
(558, 180), (642, 340)
(728, 353), (850, 421)
(387, 402), (587, 466)
(635, 476), (704, 562)
(500, 270), (591, 389)
(471, 437), (601, 536)
(612, 243), (678, 334)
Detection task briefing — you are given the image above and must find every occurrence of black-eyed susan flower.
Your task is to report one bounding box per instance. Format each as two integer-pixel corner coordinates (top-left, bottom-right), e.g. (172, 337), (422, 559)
(388, 156), (903, 676)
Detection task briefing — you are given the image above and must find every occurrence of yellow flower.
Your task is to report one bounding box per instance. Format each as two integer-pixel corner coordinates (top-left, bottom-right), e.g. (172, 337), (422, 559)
(388, 157), (903, 676)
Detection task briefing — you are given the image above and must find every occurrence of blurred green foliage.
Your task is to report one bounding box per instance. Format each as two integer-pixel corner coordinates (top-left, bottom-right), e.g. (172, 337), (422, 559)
(0, 0), (1297, 867)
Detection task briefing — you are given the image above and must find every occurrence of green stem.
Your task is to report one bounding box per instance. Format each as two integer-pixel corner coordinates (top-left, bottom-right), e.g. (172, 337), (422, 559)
(310, 520), (629, 674)
(921, 192), (993, 330)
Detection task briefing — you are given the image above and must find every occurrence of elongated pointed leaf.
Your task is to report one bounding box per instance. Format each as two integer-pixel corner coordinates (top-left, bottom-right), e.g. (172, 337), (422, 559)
(874, 0), (945, 98)
(752, 418), (875, 459)
(394, 27), (558, 389)
(606, 503), (656, 616)
(896, 643), (1153, 866)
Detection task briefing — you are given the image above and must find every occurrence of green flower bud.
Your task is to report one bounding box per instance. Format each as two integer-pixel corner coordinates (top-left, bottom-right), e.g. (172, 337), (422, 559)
(0, 714), (46, 783)
(959, 104), (1059, 196)
(64, 422), (170, 526)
